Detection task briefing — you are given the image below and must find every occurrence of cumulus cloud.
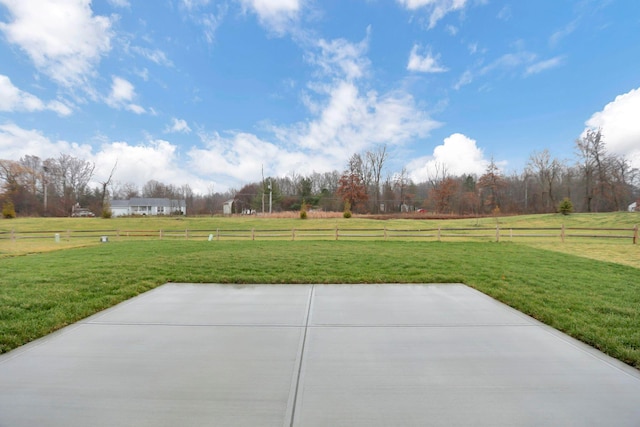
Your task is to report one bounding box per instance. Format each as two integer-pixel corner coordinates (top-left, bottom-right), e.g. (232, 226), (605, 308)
(188, 131), (311, 187)
(0, 0), (113, 89)
(585, 87), (640, 167)
(407, 44), (448, 73)
(106, 76), (145, 114)
(238, 0), (301, 35)
(0, 122), (213, 193)
(396, 0), (470, 29)
(0, 123), (91, 160)
(0, 75), (72, 116)
(408, 133), (489, 182)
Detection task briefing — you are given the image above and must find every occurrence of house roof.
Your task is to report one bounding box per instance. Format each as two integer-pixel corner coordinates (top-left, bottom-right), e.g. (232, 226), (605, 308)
(111, 198), (185, 207)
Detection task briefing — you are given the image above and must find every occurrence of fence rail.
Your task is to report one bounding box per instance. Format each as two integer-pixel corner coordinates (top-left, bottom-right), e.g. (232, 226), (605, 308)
(1, 225), (638, 244)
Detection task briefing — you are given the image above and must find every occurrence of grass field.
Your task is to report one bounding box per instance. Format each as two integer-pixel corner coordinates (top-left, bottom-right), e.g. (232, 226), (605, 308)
(1, 213), (639, 370)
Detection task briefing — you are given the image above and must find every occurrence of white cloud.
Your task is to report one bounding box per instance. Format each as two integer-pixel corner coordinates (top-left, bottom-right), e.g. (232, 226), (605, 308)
(0, 0), (113, 89)
(480, 51), (537, 75)
(0, 75), (72, 116)
(525, 56), (564, 76)
(0, 122), (212, 193)
(96, 139), (200, 189)
(407, 44), (448, 73)
(454, 70), (472, 90)
(585, 87), (640, 167)
(106, 76), (145, 114)
(238, 0), (301, 35)
(273, 80), (440, 167)
(186, 77), (440, 190)
(408, 133), (489, 182)
(166, 118), (192, 134)
(309, 33), (371, 81)
(130, 46), (173, 67)
(107, 0), (130, 8)
(550, 19), (578, 47)
(179, 0), (227, 44)
(0, 123), (91, 160)
(181, 0), (210, 10)
(188, 131), (311, 188)
(497, 5), (511, 21)
(396, 0), (470, 29)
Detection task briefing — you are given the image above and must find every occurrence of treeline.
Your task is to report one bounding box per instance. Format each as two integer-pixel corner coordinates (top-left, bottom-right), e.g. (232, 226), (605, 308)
(1, 130), (638, 217)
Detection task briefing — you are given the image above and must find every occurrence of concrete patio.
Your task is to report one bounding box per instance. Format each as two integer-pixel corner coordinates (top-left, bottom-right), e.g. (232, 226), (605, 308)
(1, 283), (639, 426)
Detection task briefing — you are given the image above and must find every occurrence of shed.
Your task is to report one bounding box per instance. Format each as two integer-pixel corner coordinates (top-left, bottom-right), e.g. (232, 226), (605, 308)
(223, 199), (236, 215)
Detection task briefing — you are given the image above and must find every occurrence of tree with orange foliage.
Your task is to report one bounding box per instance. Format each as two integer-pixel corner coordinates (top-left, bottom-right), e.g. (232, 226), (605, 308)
(337, 172), (368, 213)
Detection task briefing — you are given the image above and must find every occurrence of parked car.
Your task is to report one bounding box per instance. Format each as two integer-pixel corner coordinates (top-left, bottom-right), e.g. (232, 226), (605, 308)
(71, 208), (95, 217)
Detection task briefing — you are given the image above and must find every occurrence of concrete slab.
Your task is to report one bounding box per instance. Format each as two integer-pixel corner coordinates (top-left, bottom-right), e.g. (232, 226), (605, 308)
(1, 283), (639, 427)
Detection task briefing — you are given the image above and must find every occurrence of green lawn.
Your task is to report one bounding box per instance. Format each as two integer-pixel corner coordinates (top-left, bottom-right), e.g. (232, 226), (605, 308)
(1, 213), (639, 369)
(1, 238), (639, 370)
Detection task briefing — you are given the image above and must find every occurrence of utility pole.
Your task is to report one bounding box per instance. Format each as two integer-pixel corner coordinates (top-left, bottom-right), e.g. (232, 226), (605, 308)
(261, 165), (265, 214)
(43, 166), (48, 215)
(269, 178), (272, 214)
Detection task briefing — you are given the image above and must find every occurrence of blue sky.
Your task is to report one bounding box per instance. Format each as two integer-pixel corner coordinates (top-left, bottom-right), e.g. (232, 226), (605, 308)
(1, 0), (639, 193)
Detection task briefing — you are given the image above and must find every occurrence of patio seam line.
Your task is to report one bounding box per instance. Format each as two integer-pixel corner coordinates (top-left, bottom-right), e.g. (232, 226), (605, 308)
(289, 284), (315, 427)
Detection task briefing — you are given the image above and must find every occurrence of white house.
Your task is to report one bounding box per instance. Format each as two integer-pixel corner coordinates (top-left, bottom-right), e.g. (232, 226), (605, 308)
(110, 198), (186, 217)
(629, 201), (638, 212)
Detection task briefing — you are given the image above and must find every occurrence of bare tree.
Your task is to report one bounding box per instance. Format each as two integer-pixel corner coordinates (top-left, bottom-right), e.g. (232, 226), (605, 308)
(366, 144), (388, 213)
(100, 161), (117, 216)
(478, 158), (505, 213)
(576, 129), (608, 212)
(44, 154), (95, 215)
(112, 181), (139, 199)
(393, 167), (412, 211)
(526, 149), (564, 212)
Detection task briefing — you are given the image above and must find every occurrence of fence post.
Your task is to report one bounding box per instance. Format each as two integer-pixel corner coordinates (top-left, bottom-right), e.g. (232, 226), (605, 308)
(335, 227), (339, 241)
(216, 228), (220, 241)
(159, 230), (163, 240)
(384, 226), (387, 241)
(11, 229), (15, 241)
(633, 225), (638, 245)
(437, 226), (441, 242)
(496, 224), (500, 242)
(561, 224), (565, 243)
(67, 230), (70, 241)
(292, 228), (296, 241)
(252, 228), (255, 241)
(185, 229), (189, 240)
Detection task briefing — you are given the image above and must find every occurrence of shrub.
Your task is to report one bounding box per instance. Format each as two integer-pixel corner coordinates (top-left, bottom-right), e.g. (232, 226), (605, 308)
(343, 201), (352, 219)
(101, 208), (113, 219)
(558, 198), (573, 215)
(2, 200), (16, 219)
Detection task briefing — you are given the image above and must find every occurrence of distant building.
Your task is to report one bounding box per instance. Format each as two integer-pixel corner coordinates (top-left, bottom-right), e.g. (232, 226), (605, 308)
(223, 199), (236, 215)
(110, 198), (186, 217)
(629, 201), (638, 212)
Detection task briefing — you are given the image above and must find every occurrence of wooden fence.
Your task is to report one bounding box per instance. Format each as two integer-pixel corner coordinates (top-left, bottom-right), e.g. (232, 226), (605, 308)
(1, 225), (638, 244)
